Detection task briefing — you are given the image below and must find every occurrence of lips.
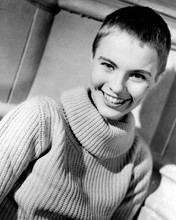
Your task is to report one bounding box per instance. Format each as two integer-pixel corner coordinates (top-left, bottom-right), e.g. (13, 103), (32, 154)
(103, 91), (130, 107)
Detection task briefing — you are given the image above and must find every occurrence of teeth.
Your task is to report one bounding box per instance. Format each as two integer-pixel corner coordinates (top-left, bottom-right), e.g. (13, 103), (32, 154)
(104, 93), (124, 104)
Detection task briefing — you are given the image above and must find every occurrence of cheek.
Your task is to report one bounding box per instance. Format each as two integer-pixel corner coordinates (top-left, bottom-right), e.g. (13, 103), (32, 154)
(128, 82), (150, 100)
(90, 73), (99, 88)
(90, 68), (105, 88)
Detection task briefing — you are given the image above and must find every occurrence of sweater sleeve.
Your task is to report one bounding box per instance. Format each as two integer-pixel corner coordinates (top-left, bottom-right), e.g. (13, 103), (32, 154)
(111, 136), (153, 220)
(0, 97), (51, 203)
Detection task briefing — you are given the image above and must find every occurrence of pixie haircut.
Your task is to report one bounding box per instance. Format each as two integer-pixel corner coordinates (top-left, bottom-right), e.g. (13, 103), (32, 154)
(92, 6), (171, 77)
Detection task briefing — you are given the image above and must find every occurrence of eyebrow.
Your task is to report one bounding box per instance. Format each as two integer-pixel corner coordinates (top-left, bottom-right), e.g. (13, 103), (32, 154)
(99, 56), (118, 68)
(132, 70), (152, 77)
(99, 56), (152, 77)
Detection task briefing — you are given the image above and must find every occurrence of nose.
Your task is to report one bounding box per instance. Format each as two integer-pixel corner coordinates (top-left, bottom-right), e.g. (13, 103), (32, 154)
(109, 75), (127, 94)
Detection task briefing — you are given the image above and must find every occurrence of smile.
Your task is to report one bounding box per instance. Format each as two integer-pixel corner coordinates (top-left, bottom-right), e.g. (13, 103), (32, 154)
(103, 92), (130, 106)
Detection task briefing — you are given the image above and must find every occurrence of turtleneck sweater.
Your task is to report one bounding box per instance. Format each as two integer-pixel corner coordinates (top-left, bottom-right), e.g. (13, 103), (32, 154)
(0, 87), (152, 220)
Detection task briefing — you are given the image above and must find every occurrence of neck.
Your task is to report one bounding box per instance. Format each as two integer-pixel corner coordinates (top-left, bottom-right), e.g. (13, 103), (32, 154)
(61, 87), (135, 159)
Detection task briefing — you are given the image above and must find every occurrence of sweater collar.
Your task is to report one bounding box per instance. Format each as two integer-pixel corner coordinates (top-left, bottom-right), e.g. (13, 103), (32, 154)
(61, 87), (135, 159)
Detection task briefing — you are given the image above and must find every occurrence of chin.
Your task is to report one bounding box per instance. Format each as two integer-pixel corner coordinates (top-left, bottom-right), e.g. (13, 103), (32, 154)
(98, 107), (125, 121)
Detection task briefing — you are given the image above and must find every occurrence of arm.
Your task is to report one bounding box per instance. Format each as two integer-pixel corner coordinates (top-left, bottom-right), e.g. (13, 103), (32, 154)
(0, 97), (51, 203)
(111, 137), (153, 220)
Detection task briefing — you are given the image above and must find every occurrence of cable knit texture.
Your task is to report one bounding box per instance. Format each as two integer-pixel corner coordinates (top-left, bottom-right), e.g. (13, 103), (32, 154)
(0, 87), (152, 220)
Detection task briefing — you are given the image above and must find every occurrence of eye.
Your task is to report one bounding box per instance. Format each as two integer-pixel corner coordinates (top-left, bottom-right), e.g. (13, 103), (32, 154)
(130, 72), (146, 82)
(101, 62), (115, 71)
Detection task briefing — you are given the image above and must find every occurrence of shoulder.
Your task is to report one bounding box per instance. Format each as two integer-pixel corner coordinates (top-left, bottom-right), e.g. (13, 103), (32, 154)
(10, 96), (62, 117)
(22, 96), (64, 130)
(1, 96), (63, 136)
(26, 96), (61, 111)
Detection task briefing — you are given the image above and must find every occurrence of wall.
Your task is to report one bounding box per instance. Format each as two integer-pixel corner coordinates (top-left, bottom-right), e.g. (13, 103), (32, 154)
(0, 0), (55, 104)
(29, 10), (100, 97)
(0, 0), (36, 102)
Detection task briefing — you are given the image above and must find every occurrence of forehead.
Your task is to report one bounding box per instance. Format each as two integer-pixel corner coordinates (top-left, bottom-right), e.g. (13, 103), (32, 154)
(96, 31), (159, 74)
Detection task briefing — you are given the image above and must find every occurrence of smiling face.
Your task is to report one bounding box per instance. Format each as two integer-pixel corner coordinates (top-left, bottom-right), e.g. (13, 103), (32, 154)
(90, 30), (159, 121)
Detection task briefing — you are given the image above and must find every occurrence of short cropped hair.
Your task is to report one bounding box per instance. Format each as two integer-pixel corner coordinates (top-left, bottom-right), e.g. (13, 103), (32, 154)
(92, 6), (171, 77)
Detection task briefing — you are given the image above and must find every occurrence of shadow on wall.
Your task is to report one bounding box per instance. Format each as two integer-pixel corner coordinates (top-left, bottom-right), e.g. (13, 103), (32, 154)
(136, 68), (176, 195)
(137, 68), (176, 147)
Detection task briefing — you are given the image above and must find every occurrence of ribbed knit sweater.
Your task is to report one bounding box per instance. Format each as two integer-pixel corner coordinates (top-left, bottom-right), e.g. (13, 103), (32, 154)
(0, 87), (152, 220)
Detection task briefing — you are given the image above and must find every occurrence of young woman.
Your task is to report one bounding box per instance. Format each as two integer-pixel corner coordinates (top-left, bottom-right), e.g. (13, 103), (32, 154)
(0, 6), (171, 220)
